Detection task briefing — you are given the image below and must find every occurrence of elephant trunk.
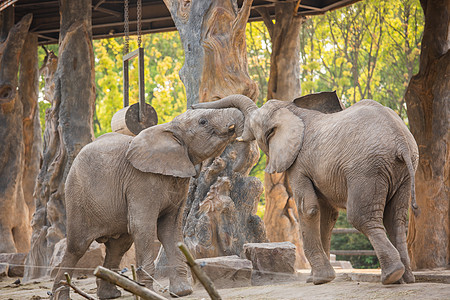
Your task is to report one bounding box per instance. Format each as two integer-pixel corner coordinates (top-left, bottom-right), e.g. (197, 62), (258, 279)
(192, 94), (257, 142)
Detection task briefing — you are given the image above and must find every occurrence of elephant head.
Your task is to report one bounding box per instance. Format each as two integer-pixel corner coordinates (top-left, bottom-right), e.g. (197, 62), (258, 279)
(126, 102), (246, 177)
(192, 91), (344, 174)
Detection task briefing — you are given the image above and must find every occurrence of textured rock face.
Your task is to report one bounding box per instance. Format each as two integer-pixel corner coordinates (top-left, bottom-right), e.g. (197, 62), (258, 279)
(194, 255), (253, 288)
(0, 12), (41, 255)
(243, 242), (297, 275)
(0, 253), (27, 277)
(183, 143), (268, 259)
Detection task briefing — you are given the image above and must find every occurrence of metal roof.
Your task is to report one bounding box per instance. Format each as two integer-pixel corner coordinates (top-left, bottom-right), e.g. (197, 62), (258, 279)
(11, 0), (360, 45)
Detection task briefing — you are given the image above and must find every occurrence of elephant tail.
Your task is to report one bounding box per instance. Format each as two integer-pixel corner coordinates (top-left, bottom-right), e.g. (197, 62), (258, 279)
(399, 147), (419, 217)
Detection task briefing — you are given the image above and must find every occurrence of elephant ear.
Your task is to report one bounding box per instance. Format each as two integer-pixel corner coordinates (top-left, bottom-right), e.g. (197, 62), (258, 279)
(293, 91), (344, 113)
(265, 108), (305, 174)
(126, 125), (196, 178)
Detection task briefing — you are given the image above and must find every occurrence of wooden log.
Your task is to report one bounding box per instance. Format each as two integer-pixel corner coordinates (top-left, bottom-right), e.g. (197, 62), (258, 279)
(61, 272), (95, 300)
(178, 243), (222, 300)
(111, 102), (157, 136)
(94, 266), (168, 300)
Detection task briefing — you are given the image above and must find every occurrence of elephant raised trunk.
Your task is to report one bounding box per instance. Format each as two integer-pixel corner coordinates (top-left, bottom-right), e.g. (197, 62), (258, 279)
(192, 94), (257, 142)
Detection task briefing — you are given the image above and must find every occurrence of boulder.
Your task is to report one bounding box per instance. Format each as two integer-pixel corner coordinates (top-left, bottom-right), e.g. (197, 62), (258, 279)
(243, 242), (296, 275)
(194, 255), (253, 288)
(0, 263), (8, 277)
(0, 253), (27, 277)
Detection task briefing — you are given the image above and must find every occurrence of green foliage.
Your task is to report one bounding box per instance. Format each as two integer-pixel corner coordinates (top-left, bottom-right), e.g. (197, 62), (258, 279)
(249, 150), (267, 219)
(331, 212), (380, 269)
(93, 32), (186, 137)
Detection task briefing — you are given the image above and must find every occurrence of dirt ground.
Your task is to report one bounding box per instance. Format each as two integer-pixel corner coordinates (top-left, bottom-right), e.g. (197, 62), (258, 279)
(1, 269), (450, 300)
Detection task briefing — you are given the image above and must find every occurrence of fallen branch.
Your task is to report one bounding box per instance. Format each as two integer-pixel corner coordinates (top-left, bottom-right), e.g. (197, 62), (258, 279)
(177, 242), (222, 300)
(60, 272), (95, 300)
(131, 264), (140, 300)
(94, 266), (168, 300)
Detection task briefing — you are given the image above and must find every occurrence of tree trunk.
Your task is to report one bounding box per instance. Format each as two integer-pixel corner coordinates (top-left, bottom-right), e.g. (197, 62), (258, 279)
(20, 33), (42, 229)
(160, 0), (266, 264)
(256, 2), (309, 269)
(0, 12), (37, 254)
(24, 0), (95, 280)
(406, 0), (449, 270)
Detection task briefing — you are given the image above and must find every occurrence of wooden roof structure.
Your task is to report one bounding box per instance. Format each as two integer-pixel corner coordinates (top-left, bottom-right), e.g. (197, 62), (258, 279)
(8, 0), (361, 45)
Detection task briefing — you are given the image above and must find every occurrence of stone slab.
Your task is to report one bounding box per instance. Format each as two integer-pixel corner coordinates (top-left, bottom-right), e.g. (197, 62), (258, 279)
(243, 242), (296, 275)
(194, 255), (253, 288)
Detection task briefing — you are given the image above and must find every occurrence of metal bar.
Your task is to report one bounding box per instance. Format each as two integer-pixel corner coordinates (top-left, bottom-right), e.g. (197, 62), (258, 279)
(124, 48), (139, 61)
(123, 59), (129, 108)
(331, 250), (377, 256)
(138, 47), (145, 122)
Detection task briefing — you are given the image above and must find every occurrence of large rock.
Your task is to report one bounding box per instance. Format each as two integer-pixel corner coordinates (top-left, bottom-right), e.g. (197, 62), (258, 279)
(0, 263), (8, 277)
(49, 238), (135, 277)
(194, 255), (253, 288)
(243, 242), (297, 275)
(0, 253), (27, 277)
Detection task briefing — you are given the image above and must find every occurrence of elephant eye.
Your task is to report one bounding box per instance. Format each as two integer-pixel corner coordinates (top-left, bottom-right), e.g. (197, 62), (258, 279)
(265, 128), (275, 143)
(199, 118), (208, 126)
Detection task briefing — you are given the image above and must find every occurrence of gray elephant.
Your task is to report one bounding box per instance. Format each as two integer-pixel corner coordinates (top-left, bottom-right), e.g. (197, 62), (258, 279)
(193, 92), (419, 285)
(52, 101), (250, 299)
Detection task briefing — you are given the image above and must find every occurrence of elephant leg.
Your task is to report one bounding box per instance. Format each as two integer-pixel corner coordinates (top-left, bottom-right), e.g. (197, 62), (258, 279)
(52, 238), (92, 300)
(292, 176), (335, 285)
(97, 233), (134, 299)
(384, 180), (415, 284)
(347, 181), (404, 285)
(132, 222), (158, 291)
(157, 209), (193, 297)
(319, 199), (339, 258)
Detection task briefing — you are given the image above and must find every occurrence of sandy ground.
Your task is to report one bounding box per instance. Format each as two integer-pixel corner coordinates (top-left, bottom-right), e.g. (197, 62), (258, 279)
(1, 269), (450, 300)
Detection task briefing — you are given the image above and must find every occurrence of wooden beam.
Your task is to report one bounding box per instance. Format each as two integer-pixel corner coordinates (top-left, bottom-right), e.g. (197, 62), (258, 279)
(0, 0), (18, 12)
(94, 266), (168, 300)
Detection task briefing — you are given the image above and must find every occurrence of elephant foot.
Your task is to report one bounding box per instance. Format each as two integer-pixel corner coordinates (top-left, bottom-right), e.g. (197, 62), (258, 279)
(306, 270), (313, 283)
(381, 262), (405, 285)
(313, 267), (336, 285)
(169, 277), (193, 297)
(97, 278), (122, 299)
(402, 268), (415, 284)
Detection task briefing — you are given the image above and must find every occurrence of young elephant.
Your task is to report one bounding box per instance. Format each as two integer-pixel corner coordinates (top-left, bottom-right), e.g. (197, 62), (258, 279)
(193, 92), (418, 285)
(52, 96), (250, 299)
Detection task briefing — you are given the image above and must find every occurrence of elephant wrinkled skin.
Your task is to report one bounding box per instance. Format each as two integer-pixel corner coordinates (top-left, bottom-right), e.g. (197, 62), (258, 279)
(193, 92), (419, 286)
(51, 99), (248, 300)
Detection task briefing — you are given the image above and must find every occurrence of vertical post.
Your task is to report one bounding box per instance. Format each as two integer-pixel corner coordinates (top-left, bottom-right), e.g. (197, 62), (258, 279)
(123, 59), (129, 107)
(24, 0), (95, 281)
(138, 47), (145, 122)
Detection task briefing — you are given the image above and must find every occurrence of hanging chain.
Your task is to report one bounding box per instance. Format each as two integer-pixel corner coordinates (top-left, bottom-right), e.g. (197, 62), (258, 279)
(124, 0), (130, 54)
(137, 0), (142, 48)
